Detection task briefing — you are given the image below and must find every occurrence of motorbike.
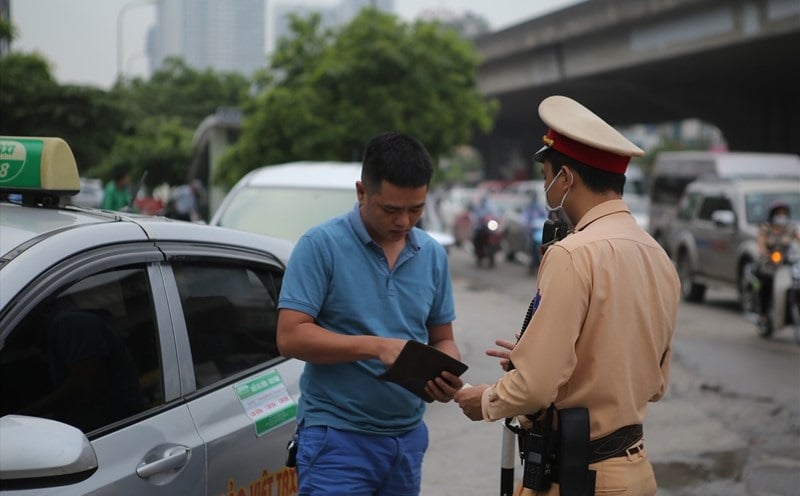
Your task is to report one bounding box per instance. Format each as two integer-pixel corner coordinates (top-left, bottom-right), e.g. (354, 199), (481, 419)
(742, 242), (800, 345)
(473, 214), (503, 268)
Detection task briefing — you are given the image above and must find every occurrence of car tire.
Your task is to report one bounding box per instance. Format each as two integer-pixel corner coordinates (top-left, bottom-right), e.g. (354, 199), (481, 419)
(739, 261), (758, 314)
(678, 253), (706, 302)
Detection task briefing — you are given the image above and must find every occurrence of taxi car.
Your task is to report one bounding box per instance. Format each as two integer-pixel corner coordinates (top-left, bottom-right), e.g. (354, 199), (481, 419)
(0, 137), (301, 495)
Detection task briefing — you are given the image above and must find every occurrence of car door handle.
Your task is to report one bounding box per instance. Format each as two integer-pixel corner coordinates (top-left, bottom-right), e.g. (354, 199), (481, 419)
(136, 446), (190, 479)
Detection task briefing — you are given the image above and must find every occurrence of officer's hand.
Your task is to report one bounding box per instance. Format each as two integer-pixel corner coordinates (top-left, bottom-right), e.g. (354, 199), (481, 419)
(485, 338), (516, 371)
(425, 371), (463, 403)
(454, 384), (490, 421)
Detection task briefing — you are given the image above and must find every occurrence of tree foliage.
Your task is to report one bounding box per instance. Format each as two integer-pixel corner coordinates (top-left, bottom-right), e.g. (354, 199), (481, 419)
(0, 53), (126, 173)
(112, 57), (250, 128)
(217, 8), (497, 187)
(99, 58), (250, 184)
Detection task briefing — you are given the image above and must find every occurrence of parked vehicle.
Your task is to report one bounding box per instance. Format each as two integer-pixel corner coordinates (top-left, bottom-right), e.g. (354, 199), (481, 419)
(667, 176), (800, 306)
(69, 177), (104, 208)
(0, 136), (301, 495)
(648, 151), (800, 252)
(210, 161), (454, 250)
(741, 242), (800, 344)
(437, 186), (479, 239)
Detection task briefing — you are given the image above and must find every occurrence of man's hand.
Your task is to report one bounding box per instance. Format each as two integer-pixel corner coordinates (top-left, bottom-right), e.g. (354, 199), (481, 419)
(485, 338), (516, 371)
(425, 370), (464, 403)
(454, 384), (491, 421)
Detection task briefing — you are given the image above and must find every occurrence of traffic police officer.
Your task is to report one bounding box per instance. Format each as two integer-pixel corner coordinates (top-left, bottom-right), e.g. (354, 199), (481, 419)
(455, 95), (681, 495)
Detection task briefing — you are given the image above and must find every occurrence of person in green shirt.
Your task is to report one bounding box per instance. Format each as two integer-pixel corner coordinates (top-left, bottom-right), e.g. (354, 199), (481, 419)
(102, 168), (135, 212)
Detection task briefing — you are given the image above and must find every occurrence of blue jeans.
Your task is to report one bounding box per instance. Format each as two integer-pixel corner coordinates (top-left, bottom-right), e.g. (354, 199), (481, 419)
(296, 422), (428, 496)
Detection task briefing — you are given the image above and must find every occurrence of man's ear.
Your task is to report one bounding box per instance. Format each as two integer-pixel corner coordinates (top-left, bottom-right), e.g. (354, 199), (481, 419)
(562, 166), (577, 189)
(356, 181), (366, 205)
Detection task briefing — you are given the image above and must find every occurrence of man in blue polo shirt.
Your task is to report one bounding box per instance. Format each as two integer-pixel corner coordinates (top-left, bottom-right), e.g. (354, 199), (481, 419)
(277, 131), (463, 496)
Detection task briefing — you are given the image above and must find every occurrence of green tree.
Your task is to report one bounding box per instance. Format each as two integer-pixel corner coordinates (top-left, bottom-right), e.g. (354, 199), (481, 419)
(99, 116), (194, 186)
(113, 57), (250, 128)
(104, 57), (251, 184)
(0, 53), (127, 174)
(217, 8), (497, 187)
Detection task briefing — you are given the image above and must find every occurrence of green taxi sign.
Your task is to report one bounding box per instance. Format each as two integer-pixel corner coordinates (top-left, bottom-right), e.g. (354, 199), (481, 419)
(0, 136), (80, 194)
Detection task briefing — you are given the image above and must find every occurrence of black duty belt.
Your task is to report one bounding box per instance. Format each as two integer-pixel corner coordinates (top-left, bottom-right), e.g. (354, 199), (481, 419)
(588, 424), (643, 464)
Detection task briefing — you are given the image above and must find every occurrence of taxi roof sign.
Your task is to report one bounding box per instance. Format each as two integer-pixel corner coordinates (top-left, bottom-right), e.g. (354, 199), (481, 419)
(0, 137), (80, 195)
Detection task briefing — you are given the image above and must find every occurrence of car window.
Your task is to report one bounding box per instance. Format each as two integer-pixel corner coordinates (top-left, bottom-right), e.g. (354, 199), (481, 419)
(745, 192), (800, 224)
(0, 267), (163, 434)
(697, 196), (732, 221)
(651, 176), (695, 205)
(217, 186), (356, 241)
(173, 262), (283, 388)
(677, 192), (702, 220)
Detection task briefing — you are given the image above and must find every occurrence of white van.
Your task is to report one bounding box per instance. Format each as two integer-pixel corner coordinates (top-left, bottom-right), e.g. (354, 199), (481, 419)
(647, 151), (800, 249)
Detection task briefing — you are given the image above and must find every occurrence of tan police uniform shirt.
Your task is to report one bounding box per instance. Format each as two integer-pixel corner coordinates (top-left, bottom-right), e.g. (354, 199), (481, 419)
(481, 199), (680, 439)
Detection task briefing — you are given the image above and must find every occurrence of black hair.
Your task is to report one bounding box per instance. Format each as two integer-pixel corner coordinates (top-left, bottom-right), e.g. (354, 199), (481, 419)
(769, 202), (791, 221)
(361, 131), (433, 193)
(112, 166), (130, 183)
(539, 148), (625, 195)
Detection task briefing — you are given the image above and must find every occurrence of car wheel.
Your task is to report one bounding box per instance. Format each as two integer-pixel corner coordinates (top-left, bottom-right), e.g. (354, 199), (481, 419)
(678, 252), (706, 302)
(739, 261), (758, 314)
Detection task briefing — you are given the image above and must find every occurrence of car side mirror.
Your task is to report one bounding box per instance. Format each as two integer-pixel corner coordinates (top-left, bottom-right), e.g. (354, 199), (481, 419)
(0, 415), (98, 489)
(711, 210), (736, 227)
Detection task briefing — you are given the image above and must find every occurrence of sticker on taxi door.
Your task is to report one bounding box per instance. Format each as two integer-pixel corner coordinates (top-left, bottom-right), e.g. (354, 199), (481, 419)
(234, 370), (297, 437)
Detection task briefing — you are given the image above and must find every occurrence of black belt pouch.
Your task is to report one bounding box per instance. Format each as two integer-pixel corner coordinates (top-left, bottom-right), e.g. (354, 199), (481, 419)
(557, 408), (596, 496)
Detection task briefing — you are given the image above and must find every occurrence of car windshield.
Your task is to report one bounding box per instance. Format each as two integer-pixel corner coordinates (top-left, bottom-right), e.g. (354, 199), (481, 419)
(216, 186), (356, 241)
(744, 191), (800, 224)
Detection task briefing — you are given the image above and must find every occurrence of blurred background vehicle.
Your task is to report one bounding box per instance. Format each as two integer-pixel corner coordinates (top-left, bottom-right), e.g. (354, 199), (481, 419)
(436, 186), (479, 239)
(501, 182), (546, 269)
(624, 165), (650, 229)
(210, 161), (454, 250)
(667, 176), (800, 306)
(647, 151), (800, 252)
(69, 177), (104, 208)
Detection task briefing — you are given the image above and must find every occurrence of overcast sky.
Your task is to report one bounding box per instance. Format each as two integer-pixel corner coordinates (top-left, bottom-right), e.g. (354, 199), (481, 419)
(9, 0), (581, 89)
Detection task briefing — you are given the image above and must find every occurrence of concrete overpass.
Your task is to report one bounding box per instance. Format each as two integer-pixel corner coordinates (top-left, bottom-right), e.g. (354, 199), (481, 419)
(471, 0), (800, 178)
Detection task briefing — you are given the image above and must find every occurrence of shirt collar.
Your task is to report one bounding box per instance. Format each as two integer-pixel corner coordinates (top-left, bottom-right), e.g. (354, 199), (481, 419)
(347, 204), (421, 250)
(574, 199), (631, 232)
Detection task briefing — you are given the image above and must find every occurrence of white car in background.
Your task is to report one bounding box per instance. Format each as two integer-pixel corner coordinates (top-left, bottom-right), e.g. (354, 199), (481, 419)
(210, 161), (454, 249)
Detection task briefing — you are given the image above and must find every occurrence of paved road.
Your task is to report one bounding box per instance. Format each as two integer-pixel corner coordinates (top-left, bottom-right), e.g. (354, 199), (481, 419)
(420, 247), (800, 496)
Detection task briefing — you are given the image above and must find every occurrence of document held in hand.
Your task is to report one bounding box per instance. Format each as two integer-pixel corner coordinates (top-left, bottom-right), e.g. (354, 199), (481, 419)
(377, 340), (468, 402)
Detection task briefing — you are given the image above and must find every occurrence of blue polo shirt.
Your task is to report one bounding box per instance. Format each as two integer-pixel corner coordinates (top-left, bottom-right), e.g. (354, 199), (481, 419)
(278, 205), (456, 435)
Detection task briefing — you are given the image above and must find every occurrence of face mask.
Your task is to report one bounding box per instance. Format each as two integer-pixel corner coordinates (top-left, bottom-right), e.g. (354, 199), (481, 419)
(541, 168), (573, 246)
(773, 214), (789, 226)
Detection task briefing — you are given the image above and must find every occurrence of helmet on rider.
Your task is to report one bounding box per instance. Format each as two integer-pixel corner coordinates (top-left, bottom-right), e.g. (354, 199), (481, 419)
(768, 200), (791, 222)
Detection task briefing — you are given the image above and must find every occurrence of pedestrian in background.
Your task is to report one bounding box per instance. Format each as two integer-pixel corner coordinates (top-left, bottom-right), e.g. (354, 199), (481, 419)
(277, 131), (463, 496)
(165, 179), (206, 221)
(455, 95), (680, 496)
(101, 167), (134, 212)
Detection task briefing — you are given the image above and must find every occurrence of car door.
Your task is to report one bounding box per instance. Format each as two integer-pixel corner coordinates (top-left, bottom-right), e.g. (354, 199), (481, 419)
(695, 194), (737, 280)
(157, 243), (301, 496)
(0, 244), (206, 495)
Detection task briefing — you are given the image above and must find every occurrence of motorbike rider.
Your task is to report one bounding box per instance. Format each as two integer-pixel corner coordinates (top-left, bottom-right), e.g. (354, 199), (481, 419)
(470, 194), (500, 266)
(755, 201), (800, 329)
